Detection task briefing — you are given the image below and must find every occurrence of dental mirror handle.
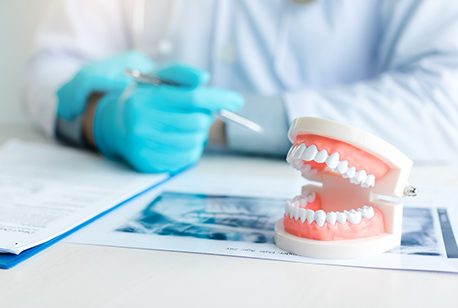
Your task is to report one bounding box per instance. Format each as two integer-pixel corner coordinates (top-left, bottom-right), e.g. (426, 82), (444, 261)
(125, 68), (264, 134)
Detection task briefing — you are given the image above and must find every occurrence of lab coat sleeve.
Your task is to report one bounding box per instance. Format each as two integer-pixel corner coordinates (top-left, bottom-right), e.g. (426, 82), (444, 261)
(226, 94), (291, 157)
(21, 0), (131, 136)
(283, 0), (458, 163)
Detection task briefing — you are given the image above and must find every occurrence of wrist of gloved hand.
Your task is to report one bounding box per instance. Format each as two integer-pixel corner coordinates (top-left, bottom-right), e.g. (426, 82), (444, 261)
(55, 51), (155, 146)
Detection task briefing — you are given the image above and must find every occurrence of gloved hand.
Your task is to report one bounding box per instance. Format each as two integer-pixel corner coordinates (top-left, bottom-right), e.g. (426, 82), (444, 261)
(94, 64), (243, 173)
(57, 51), (244, 173)
(57, 51), (155, 121)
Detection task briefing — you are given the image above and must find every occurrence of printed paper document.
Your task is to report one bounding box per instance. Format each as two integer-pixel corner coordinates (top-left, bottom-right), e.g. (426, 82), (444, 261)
(0, 140), (168, 254)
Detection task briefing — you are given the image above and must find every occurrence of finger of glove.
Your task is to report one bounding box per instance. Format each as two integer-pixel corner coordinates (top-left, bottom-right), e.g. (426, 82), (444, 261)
(130, 105), (214, 133)
(145, 86), (244, 113)
(128, 145), (203, 173)
(155, 63), (210, 89)
(136, 129), (209, 151)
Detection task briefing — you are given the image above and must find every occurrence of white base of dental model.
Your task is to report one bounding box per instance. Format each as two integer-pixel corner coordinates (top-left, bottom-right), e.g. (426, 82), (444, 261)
(275, 221), (401, 259)
(275, 117), (414, 259)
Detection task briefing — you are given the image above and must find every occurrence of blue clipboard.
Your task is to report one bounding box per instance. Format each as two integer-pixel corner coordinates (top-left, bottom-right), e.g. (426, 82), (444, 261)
(0, 173), (176, 269)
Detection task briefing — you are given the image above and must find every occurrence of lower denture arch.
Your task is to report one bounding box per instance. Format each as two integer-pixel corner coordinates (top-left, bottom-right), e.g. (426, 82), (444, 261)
(284, 194), (385, 240)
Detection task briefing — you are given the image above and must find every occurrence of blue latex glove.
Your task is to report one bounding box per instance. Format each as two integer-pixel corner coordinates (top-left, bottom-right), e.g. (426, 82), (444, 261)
(57, 51), (154, 121)
(57, 51), (244, 173)
(94, 65), (243, 173)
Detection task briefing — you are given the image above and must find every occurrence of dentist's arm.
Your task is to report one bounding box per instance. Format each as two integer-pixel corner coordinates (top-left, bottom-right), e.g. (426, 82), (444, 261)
(225, 0), (458, 163)
(282, 0), (458, 163)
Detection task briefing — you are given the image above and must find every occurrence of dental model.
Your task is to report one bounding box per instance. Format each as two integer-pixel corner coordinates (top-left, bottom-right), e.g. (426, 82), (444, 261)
(275, 117), (415, 259)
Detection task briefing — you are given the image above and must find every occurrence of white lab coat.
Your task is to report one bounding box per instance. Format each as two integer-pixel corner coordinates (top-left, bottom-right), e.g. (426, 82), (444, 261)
(23, 0), (458, 162)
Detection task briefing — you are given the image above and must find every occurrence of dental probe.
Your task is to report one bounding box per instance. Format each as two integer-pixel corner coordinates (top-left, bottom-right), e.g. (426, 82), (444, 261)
(125, 68), (264, 133)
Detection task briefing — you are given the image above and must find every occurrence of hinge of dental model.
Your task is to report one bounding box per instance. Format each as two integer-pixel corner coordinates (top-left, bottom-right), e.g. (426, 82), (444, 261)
(403, 185), (417, 197)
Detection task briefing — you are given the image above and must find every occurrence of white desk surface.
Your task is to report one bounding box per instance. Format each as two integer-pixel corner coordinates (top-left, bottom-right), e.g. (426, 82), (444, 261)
(1, 124), (458, 308)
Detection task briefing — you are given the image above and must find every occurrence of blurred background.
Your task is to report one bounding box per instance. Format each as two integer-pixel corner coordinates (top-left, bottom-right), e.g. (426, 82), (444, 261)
(0, 0), (54, 125)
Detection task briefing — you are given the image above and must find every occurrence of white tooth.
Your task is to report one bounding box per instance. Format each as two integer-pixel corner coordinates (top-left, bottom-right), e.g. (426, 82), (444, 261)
(314, 149), (328, 163)
(305, 167), (318, 177)
(337, 160), (349, 174)
(301, 164), (312, 174)
(286, 146), (295, 163)
(314, 210), (326, 227)
(326, 152), (340, 170)
(303, 145), (318, 161)
(362, 206), (375, 219)
(289, 203), (295, 218)
(368, 206), (375, 218)
(301, 164), (317, 177)
(284, 201), (291, 214)
(345, 166), (356, 179)
(365, 174), (375, 187)
(306, 209), (315, 224)
(336, 212), (347, 224)
(299, 208), (307, 223)
(293, 159), (304, 170)
(355, 170), (367, 184)
(294, 144), (306, 159)
(326, 212), (337, 225)
(293, 206), (300, 220)
(347, 210), (362, 224)
(307, 192), (316, 203)
(288, 145), (299, 161)
(299, 197), (309, 206)
(360, 207), (370, 219)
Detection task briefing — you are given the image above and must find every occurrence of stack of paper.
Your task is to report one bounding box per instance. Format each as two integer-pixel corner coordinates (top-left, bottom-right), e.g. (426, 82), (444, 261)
(0, 140), (168, 267)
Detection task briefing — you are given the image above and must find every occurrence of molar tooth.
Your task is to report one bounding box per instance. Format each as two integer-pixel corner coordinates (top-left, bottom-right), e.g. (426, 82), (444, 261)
(360, 207), (369, 218)
(336, 212), (347, 224)
(326, 152), (340, 170)
(303, 145), (318, 161)
(365, 174), (375, 187)
(337, 160), (349, 174)
(361, 205), (375, 219)
(347, 210), (362, 224)
(307, 192), (316, 203)
(314, 210), (326, 227)
(299, 208), (307, 223)
(314, 149), (328, 163)
(345, 166), (356, 179)
(326, 212), (337, 225)
(294, 144), (306, 159)
(306, 209), (315, 224)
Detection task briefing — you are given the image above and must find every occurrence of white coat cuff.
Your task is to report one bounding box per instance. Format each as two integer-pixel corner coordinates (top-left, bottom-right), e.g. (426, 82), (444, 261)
(226, 94), (291, 157)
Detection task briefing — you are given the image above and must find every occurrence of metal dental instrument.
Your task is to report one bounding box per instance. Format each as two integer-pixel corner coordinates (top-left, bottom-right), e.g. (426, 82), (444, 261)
(125, 68), (264, 133)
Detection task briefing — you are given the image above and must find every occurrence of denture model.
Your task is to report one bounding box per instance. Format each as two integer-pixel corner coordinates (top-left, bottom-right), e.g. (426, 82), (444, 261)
(275, 117), (415, 259)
